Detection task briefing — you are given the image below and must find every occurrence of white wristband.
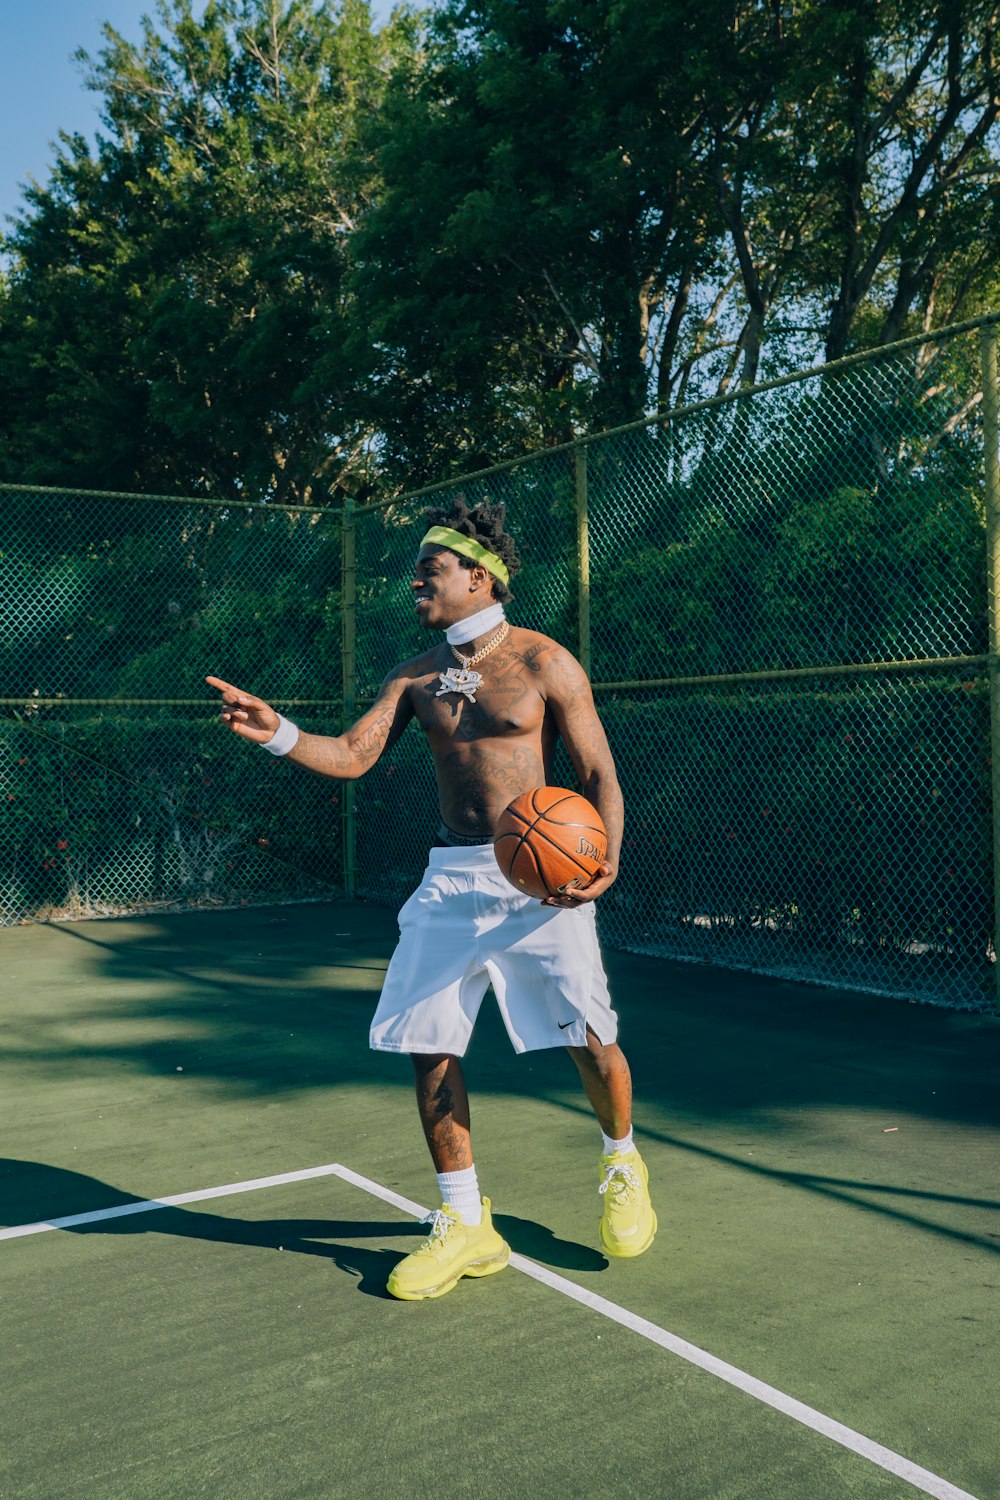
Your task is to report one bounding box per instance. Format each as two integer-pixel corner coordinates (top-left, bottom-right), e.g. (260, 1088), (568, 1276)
(262, 714), (300, 756)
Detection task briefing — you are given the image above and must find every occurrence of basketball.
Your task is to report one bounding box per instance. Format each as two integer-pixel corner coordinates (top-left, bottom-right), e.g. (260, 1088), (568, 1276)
(494, 786), (608, 900)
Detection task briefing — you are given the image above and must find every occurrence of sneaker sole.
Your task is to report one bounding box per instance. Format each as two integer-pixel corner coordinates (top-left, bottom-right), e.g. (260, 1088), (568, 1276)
(600, 1209), (658, 1259)
(387, 1244), (511, 1301)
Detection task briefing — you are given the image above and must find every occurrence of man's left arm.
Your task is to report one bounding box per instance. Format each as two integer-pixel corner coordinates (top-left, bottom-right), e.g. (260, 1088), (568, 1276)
(544, 648), (624, 905)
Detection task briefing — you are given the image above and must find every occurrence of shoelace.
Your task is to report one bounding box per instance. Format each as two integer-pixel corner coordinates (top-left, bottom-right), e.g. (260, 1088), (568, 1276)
(598, 1162), (641, 1201)
(419, 1206), (461, 1248)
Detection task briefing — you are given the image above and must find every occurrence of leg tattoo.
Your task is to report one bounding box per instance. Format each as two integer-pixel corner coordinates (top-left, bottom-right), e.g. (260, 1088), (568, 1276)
(412, 1054), (473, 1172)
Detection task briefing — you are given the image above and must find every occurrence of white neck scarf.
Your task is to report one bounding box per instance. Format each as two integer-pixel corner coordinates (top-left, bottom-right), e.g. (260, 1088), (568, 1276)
(445, 602), (506, 646)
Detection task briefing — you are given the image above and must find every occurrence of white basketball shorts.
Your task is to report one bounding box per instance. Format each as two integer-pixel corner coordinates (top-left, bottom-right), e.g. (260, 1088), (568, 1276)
(369, 844), (618, 1056)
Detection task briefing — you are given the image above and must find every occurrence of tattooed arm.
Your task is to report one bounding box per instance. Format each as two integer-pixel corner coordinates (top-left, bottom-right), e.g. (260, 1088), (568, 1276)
(206, 670), (414, 780)
(542, 646), (624, 903)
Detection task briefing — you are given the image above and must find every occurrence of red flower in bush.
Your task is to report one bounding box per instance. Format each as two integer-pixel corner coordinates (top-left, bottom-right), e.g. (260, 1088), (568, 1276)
(56, 840), (69, 851)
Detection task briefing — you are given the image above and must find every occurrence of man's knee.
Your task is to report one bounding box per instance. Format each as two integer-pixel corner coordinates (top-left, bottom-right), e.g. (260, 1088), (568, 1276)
(568, 1025), (621, 1061)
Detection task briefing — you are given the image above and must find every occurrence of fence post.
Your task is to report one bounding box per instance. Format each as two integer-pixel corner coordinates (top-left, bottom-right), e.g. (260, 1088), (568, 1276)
(574, 446), (591, 677)
(981, 325), (1000, 1012)
(341, 498), (357, 899)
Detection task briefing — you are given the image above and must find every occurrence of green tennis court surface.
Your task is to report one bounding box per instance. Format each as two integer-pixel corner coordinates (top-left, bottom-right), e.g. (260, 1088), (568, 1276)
(2, 902), (997, 1499)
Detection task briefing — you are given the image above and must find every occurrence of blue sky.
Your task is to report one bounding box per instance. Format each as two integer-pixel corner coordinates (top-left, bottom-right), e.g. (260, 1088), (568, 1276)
(0, 1), (396, 235)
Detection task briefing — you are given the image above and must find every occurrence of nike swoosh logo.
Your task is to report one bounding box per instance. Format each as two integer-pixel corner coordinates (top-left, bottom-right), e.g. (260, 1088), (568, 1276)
(558, 1020), (574, 1030)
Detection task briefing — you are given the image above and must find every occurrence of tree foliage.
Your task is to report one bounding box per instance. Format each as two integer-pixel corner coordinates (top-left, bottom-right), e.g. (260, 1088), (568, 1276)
(0, 0), (417, 501)
(1, 0), (998, 492)
(355, 0), (1000, 476)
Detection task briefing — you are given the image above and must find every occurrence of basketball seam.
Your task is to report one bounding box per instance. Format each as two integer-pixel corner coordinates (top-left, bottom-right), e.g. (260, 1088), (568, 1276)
(495, 826), (533, 877)
(500, 831), (549, 895)
(526, 824), (605, 880)
(528, 790), (576, 823)
(499, 812), (534, 854)
(522, 802), (604, 842)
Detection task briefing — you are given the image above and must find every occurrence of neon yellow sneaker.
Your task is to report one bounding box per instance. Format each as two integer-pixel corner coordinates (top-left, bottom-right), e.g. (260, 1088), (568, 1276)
(387, 1197), (510, 1301)
(598, 1148), (656, 1258)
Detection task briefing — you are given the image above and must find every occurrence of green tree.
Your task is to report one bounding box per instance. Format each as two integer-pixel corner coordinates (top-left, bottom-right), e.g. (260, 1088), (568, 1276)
(783, 0), (1000, 361)
(355, 0), (1000, 478)
(351, 0), (720, 475)
(0, 0), (418, 502)
(2, 0), (998, 493)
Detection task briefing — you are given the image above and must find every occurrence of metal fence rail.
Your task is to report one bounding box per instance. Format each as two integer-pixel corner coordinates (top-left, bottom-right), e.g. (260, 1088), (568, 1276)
(3, 313), (998, 1011)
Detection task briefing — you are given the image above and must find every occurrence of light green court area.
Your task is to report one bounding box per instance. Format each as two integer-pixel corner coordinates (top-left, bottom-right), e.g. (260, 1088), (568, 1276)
(1, 902), (998, 1500)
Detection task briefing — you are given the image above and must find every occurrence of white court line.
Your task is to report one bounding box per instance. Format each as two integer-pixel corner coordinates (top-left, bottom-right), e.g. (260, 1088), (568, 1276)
(2, 1159), (981, 1500)
(329, 1164), (981, 1500)
(0, 1163), (346, 1240)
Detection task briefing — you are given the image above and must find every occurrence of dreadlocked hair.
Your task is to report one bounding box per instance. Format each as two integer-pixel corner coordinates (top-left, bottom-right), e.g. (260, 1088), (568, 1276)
(423, 496), (521, 603)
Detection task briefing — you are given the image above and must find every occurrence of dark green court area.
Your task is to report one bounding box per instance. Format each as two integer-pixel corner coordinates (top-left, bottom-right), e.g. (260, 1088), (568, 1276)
(1, 901), (998, 1499)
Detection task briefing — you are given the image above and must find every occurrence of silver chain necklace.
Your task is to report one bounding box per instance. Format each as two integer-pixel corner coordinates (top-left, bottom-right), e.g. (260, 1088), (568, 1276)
(435, 621), (510, 703)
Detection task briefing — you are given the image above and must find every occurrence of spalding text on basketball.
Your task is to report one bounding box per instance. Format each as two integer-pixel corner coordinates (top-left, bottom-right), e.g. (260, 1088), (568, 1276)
(577, 836), (604, 862)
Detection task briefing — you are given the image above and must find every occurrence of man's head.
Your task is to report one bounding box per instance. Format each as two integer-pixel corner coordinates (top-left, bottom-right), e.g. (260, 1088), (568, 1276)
(412, 498), (521, 630)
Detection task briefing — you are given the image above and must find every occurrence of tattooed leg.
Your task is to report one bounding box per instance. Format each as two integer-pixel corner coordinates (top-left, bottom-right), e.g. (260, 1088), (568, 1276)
(412, 1054), (473, 1172)
(566, 1027), (632, 1139)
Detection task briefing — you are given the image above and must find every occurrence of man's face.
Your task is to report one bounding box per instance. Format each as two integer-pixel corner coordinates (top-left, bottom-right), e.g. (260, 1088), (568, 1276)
(412, 545), (491, 629)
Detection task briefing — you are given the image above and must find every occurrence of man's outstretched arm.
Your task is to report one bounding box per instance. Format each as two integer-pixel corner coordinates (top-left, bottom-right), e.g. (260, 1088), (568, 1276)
(206, 672), (414, 780)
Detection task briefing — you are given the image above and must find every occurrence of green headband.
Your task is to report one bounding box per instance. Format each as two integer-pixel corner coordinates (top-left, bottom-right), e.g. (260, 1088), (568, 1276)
(420, 525), (510, 586)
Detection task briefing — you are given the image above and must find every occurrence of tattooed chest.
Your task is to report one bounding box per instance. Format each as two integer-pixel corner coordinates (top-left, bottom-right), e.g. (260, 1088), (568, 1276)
(437, 743), (548, 819)
(415, 667), (546, 743)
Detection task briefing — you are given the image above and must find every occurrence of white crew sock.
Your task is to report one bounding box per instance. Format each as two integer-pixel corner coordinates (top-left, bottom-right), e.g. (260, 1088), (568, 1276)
(601, 1129), (634, 1157)
(436, 1166), (483, 1225)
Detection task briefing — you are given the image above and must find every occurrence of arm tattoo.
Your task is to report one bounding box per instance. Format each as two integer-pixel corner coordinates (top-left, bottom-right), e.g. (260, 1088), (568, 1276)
(347, 705), (396, 768)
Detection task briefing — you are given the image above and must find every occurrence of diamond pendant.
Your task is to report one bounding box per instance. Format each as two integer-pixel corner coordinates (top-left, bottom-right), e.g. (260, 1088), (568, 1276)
(436, 666), (484, 702)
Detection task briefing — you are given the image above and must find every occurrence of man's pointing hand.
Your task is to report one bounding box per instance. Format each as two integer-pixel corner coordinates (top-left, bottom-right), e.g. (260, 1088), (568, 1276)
(206, 676), (281, 745)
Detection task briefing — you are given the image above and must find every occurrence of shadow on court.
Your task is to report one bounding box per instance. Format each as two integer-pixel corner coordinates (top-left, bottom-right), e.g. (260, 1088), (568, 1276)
(0, 1160), (607, 1295)
(6, 903), (399, 1095)
(0, 1157), (403, 1298)
(9, 898), (1000, 1127)
(4, 896), (999, 1272)
(550, 1102), (1000, 1256)
(4, 901), (998, 1500)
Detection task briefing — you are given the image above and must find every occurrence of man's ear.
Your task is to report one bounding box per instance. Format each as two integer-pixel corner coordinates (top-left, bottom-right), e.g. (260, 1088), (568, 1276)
(469, 563), (492, 591)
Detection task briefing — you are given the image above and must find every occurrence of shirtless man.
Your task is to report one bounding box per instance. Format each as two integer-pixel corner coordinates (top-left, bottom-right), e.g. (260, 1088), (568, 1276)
(207, 500), (655, 1300)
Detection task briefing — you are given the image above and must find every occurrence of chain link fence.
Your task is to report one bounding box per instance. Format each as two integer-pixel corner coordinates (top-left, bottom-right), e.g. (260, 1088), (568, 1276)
(3, 315), (997, 1010)
(1, 493), (344, 918)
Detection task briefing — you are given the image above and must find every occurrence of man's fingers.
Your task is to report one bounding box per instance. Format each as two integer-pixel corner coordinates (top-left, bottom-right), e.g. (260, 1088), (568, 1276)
(546, 865), (617, 905)
(226, 720), (273, 744)
(206, 675), (259, 706)
(203, 678), (250, 699)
